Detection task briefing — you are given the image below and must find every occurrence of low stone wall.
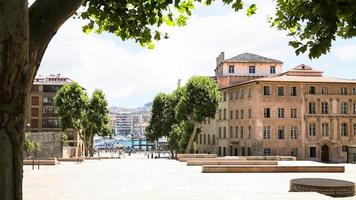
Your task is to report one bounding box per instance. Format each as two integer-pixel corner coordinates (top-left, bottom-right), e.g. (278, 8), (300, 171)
(202, 165), (345, 173)
(177, 154), (217, 159)
(187, 160), (277, 166)
(23, 158), (58, 165)
(226, 156), (296, 161)
(25, 132), (63, 159)
(58, 158), (85, 162)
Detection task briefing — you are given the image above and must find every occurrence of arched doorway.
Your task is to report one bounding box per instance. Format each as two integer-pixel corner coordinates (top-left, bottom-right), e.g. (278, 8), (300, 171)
(321, 145), (329, 162)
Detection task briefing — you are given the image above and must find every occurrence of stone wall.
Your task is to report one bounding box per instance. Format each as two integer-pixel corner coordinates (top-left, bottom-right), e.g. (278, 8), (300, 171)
(25, 132), (63, 159)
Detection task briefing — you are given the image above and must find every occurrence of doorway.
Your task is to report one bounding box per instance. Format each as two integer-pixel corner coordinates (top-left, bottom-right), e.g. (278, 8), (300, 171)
(321, 145), (329, 162)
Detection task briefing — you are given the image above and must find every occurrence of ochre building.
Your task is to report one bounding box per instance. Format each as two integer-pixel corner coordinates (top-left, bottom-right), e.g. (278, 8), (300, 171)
(196, 52), (356, 162)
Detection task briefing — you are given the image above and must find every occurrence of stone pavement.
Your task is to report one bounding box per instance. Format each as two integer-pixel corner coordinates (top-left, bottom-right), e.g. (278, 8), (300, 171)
(23, 154), (356, 200)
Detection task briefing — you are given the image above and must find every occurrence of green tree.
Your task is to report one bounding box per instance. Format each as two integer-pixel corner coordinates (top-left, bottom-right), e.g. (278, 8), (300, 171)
(2, 0), (356, 199)
(272, 0), (356, 59)
(175, 76), (221, 153)
(54, 83), (89, 157)
(85, 89), (111, 156)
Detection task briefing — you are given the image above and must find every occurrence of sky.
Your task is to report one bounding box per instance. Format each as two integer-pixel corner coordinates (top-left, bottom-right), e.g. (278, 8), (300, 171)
(38, 0), (356, 108)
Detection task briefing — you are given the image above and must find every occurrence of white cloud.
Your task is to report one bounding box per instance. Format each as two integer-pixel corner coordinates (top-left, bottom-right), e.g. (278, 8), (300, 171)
(38, 0), (356, 107)
(335, 45), (356, 61)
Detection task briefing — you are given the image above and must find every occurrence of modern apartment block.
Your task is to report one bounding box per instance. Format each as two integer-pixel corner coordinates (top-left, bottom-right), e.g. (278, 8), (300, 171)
(26, 74), (84, 158)
(116, 112), (133, 136)
(196, 52), (356, 163)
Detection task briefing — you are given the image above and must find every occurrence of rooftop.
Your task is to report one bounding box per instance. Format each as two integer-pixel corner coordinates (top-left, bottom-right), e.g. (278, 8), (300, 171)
(33, 74), (73, 85)
(224, 52), (283, 64)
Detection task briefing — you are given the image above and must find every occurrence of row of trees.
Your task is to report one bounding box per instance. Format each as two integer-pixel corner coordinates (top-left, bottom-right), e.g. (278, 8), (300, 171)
(146, 76), (221, 158)
(54, 83), (111, 157)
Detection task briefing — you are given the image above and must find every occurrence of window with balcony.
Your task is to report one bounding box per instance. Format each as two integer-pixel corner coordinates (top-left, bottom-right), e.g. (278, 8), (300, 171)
(264, 108), (271, 118)
(199, 134), (202, 144)
(278, 108), (285, 118)
(341, 87), (348, 95)
(322, 123), (329, 136)
(263, 86), (270, 95)
(277, 86), (284, 96)
(223, 127), (227, 138)
(309, 102), (316, 114)
(321, 86), (329, 94)
(230, 110), (233, 119)
(203, 134), (206, 145)
(309, 123), (316, 136)
(321, 102), (329, 114)
(43, 85), (61, 93)
(249, 66), (256, 74)
(353, 103), (356, 114)
(341, 102), (348, 114)
(354, 123), (356, 136)
(248, 109), (252, 118)
(223, 109), (226, 119)
(219, 109), (222, 120)
(228, 65), (235, 73)
(218, 127), (222, 138)
(42, 119), (59, 128)
(290, 86), (297, 96)
(270, 66), (276, 74)
(341, 123), (348, 136)
(240, 126), (244, 139)
(353, 87), (356, 95)
(235, 110), (239, 119)
(291, 126), (298, 139)
(263, 126), (270, 139)
(308, 86), (316, 94)
(290, 108), (297, 118)
(278, 126), (285, 139)
(208, 135), (211, 145)
(240, 109), (244, 119)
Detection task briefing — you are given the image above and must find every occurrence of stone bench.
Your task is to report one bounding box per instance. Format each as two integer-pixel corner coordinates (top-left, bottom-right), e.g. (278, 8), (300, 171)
(177, 154), (217, 160)
(202, 165), (345, 173)
(84, 156), (120, 160)
(23, 159), (57, 165)
(290, 178), (355, 197)
(187, 160), (278, 166)
(228, 156), (297, 161)
(58, 158), (85, 162)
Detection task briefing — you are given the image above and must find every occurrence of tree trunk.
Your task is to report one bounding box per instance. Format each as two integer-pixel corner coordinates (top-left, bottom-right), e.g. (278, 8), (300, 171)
(89, 136), (94, 157)
(0, 1), (31, 199)
(0, 0), (85, 199)
(184, 125), (198, 154)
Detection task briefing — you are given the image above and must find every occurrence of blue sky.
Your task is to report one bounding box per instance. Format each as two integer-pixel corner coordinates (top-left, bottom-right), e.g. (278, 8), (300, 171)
(38, 0), (356, 108)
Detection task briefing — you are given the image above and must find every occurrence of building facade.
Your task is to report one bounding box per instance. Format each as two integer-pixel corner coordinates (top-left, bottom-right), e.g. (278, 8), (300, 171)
(196, 52), (356, 162)
(26, 74), (84, 158)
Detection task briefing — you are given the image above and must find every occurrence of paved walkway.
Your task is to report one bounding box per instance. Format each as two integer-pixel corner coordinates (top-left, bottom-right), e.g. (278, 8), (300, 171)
(24, 154), (356, 200)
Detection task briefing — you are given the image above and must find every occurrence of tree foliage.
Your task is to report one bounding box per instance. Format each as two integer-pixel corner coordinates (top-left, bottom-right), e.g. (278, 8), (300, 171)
(272, 0), (356, 58)
(80, 0), (256, 48)
(146, 76), (220, 157)
(55, 84), (110, 156)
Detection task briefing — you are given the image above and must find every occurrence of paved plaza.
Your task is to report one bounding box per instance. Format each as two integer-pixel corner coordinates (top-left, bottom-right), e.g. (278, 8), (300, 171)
(24, 154), (356, 200)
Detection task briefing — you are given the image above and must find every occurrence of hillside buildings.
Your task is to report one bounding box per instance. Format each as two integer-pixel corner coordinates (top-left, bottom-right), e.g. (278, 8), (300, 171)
(26, 74), (84, 158)
(109, 104), (151, 138)
(196, 52), (356, 163)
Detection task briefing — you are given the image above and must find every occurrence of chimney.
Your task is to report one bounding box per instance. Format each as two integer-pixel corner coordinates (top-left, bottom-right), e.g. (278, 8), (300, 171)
(216, 52), (225, 67)
(177, 79), (181, 88)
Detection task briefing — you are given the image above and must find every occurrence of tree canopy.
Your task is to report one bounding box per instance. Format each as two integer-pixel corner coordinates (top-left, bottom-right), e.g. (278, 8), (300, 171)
(146, 76), (221, 157)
